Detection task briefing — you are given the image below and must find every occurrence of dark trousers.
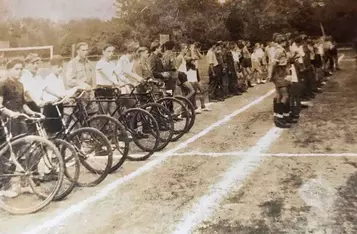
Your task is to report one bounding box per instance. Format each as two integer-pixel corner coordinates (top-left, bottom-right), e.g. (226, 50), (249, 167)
(290, 82), (302, 115)
(228, 70), (240, 94)
(209, 65), (224, 100)
(43, 104), (64, 134)
(221, 70), (229, 97)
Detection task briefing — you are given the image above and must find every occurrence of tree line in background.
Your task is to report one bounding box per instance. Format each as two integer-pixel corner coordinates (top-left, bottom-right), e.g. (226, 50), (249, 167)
(0, 0), (356, 57)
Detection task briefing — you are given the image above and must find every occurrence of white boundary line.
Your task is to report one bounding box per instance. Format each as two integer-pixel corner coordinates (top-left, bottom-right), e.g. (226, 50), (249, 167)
(338, 54), (345, 63)
(24, 89), (276, 234)
(342, 58), (356, 62)
(172, 127), (284, 234)
(168, 151), (357, 158)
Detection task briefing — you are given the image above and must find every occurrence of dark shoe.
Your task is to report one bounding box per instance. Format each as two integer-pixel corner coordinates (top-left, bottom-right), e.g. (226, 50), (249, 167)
(38, 171), (59, 183)
(284, 116), (298, 124)
(136, 131), (150, 139)
(209, 99), (219, 103)
(95, 149), (109, 156)
(274, 117), (291, 129)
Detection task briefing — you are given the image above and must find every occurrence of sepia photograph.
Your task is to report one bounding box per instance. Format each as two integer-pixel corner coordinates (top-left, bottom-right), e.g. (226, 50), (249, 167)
(0, 0), (356, 233)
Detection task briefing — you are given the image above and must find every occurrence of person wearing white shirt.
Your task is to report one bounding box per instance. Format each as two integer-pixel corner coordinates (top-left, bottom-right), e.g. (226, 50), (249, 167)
(95, 44), (121, 114)
(116, 41), (145, 94)
(96, 45), (119, 87)
(42, 55), (78, 134)
(20, 53), (47, 112)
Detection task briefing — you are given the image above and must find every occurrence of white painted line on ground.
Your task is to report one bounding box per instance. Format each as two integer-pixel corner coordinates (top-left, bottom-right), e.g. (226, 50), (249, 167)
(25, 89), (276, 234)
(172, 127), (284, 234)
(338, 54), (345, 63)
(170, 151), (357, 158)
(342, 58), (356, 62)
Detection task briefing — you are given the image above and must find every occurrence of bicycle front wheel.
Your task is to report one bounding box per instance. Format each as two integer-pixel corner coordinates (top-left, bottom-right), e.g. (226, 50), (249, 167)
(0, 135), (64, 215)
(87, 115), (130, 174)
(174, 95), (196, 133)
(157, 97), (189, 141)
(141, 103), (174, 151)
(67, 127), (112, 187)
(120, 108), (160, 161)
(52, 139), (80, 201)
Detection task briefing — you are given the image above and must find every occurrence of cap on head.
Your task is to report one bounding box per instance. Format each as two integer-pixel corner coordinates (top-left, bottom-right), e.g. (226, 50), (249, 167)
(50, 55), (64, 66)
(137, 46), (148, 54)
(275, 34), (286, 44)
(6, 58), (24, 70)
(24, 53), (41, 64)
(150, 41), (161, 52)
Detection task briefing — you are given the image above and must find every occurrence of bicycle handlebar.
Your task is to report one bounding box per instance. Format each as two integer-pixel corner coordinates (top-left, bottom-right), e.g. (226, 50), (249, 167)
(18, 113), (45, 121)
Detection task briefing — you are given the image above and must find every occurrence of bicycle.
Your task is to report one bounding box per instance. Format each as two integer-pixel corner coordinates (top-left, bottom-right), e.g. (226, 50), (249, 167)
(0, 115), (64, 215)
(45, 92), (113, 187)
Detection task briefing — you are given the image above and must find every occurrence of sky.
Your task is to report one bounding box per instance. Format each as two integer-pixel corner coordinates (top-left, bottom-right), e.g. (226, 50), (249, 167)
(5, 0), (117, 21)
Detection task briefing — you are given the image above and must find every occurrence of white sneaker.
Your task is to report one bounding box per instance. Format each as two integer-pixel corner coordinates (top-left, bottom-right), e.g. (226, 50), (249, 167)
(202, 107), (212, 112)
(0, 184), (21, 198)
(301, 101), (313, 107)
(195, 108), (202, 114)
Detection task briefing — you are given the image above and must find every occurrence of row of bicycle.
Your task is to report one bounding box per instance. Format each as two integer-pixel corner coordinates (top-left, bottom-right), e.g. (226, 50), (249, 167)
(0, 79), (196, 215)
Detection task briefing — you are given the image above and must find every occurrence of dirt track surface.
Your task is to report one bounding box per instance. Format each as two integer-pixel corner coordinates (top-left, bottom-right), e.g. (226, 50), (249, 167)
(1, 56), (357, 234)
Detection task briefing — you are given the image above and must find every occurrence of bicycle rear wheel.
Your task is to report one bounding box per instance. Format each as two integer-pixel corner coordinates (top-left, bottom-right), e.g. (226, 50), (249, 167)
(0, 135), (64, 215)
(87, 115), (129, 173)
(67, 127), (112, 187)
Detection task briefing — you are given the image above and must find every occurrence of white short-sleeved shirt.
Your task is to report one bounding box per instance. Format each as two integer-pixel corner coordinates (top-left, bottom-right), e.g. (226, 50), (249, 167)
(186, 69), (198, 83)
(268, 47), (276, 64)
(20, 69), (46, 104)
(116, 55), (134, 86)
(231, 50), (240, 62)
(96, 58), (118, 86)
(42, 73), (66, 103)
(255, 48), (265, 59)
(177, 54), (187, 73)
(206, 49), (218, 67)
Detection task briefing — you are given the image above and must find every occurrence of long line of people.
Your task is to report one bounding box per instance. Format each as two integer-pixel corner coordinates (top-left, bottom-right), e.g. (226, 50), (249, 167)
(0, 33), (340, 138)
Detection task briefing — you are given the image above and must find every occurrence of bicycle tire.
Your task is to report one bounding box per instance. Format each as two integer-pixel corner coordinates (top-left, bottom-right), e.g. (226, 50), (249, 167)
(0, 135), (64, 215)
(157, 97), (189, 141)
(174, 95), (196, 133)
(87, 115), (129, 173)
(141, 103), (174, 151)
(67, 127), (112, 187)
(119, 108), (160, 161)
(52, 139), (80, 201)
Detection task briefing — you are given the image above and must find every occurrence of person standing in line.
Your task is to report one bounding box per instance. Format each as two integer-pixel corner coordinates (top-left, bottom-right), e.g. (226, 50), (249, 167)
(42, 55), (79, 135)
(190, 42), (203, 83)
(225, 42), (242, 95)
(216, 41), (229, 98)
(161, 41), (179, 96)
(330, 39), (340, 71)
(272, 34), (293, 128)
(175, 43), (196, 109)
(95, 44), (120, 115)
(20, 53), (47, 112)
(207, 43), (223, 102)
(0, 59), (44, 198)
(65, 42), (98, 114)
(116, 41), (145, 88)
